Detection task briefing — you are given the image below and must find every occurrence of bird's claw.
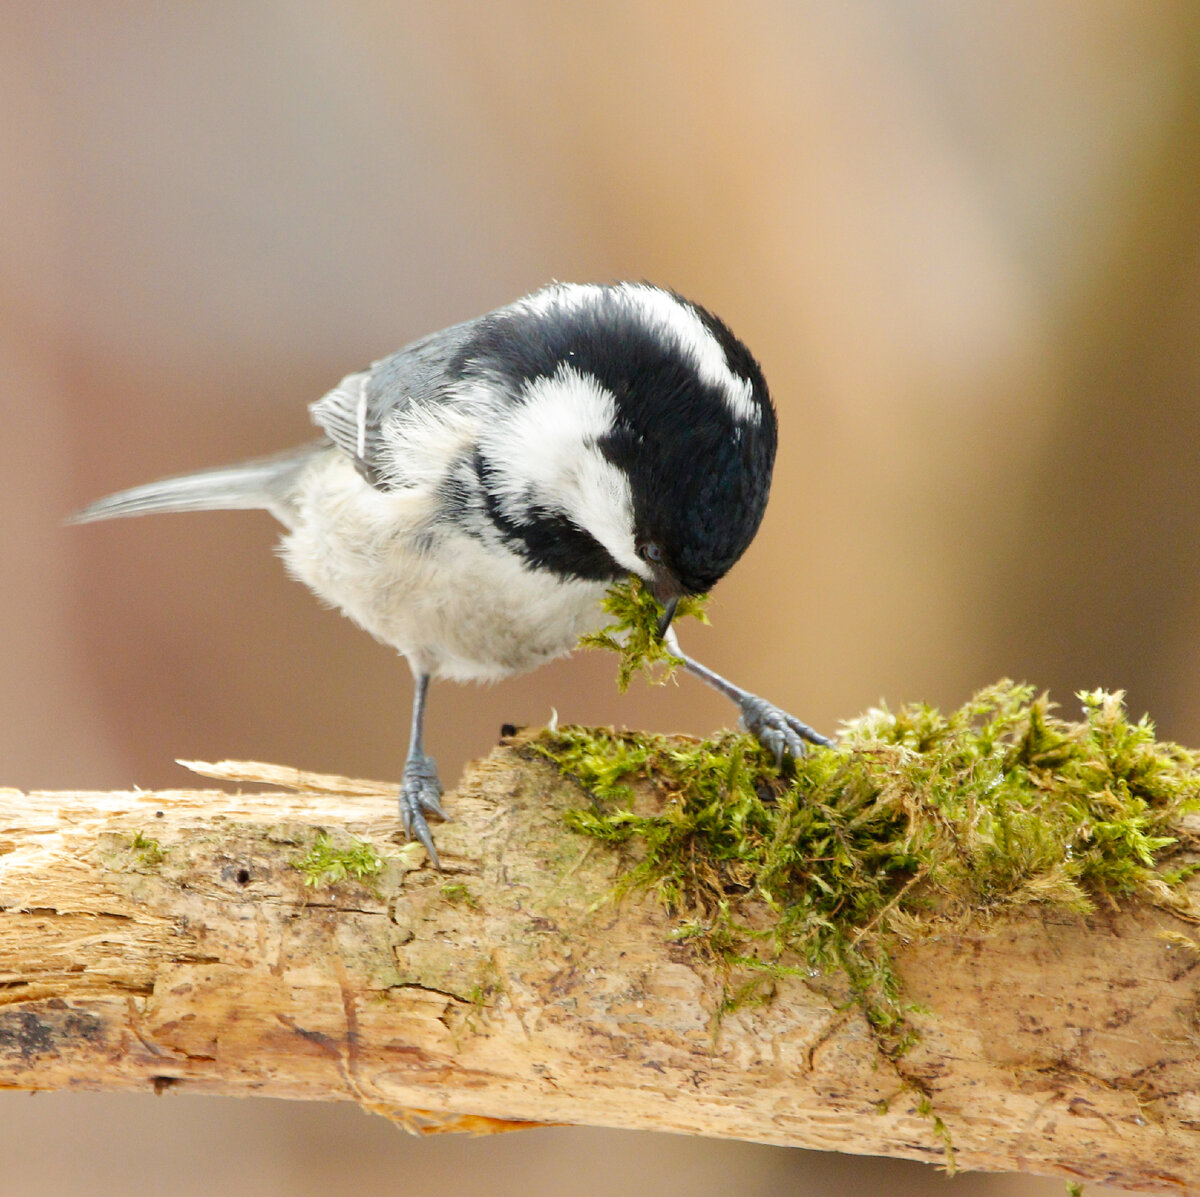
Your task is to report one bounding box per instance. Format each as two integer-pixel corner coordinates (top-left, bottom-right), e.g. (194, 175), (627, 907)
(399, 753), (449, 867)
(738, 695), (833, 768)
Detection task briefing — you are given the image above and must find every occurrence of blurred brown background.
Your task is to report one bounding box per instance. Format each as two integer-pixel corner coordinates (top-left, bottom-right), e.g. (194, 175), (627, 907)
(4, 4), (1199, 1195)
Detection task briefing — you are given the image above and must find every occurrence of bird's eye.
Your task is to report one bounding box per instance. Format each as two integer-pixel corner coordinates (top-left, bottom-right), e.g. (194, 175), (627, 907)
(638, 542), (663, 565)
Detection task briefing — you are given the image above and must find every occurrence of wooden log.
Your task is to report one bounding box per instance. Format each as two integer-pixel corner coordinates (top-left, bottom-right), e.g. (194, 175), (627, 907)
(1, 740), (1198, 1193)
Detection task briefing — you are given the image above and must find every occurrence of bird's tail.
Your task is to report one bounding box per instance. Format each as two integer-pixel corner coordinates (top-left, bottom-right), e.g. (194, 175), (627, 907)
(69, 444), (323, 526)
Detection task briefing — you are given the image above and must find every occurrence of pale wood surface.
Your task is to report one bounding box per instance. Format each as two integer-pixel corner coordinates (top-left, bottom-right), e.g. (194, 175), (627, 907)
(2, 741), (1198, 1193)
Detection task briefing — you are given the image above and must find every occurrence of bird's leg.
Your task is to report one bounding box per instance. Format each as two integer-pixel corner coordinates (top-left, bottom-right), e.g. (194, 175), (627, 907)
(399, 671), (449, 866)
(663, 628), (833, 766)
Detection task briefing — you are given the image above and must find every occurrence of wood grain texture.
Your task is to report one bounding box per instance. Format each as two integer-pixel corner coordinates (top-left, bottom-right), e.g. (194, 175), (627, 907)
(2, 742), (1198, 1193)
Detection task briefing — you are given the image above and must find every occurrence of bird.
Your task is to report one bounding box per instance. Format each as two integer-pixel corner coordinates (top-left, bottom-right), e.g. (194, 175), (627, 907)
(71, 281), (829, 865)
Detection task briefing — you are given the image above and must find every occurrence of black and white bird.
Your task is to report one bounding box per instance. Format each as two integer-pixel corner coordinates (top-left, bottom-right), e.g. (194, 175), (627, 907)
(72, 282), (829, 865)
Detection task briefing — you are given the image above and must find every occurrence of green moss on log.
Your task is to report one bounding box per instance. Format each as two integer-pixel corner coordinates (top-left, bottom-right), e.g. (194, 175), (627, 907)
(531, 681), (1200, 1049)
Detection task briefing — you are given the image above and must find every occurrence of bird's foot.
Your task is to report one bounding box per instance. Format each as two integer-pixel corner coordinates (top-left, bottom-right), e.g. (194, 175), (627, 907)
(399, 753), (449, 867)
(738, 694), (833, 767)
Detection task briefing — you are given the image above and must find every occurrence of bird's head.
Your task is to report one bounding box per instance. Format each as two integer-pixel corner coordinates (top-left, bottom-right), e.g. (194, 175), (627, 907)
(468, 282), (777, 632)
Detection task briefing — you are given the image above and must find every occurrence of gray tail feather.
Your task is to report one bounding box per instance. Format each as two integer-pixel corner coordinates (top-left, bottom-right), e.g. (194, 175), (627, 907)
(68, 444), (322, 525)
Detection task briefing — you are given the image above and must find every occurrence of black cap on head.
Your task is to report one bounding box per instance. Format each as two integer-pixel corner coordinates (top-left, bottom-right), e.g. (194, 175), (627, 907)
(462, 283), (778, 592)
(592, 290), (777, 594)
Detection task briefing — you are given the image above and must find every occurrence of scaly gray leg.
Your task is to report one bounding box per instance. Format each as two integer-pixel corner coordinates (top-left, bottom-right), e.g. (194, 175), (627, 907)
(663, 629), (832, 765)
(399, 671), (449, 866)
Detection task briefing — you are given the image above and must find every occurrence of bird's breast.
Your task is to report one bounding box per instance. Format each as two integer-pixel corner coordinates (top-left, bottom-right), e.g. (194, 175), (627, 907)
(279, 453), (610, 682)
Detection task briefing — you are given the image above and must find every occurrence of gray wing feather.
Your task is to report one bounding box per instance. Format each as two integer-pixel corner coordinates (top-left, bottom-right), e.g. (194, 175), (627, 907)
(309, 320), (480, 490)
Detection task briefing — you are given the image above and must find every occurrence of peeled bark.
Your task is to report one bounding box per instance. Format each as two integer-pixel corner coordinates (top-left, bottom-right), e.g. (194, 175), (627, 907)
(1, 741), (1198, 1193)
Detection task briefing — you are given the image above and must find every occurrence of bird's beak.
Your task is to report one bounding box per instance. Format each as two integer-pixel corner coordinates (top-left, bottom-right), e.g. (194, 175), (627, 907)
(644, 566), (685, 640)
(655, 595), (680, 640)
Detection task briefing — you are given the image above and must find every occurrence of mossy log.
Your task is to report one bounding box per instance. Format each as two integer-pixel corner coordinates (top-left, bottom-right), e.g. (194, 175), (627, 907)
(2, 738), (1199, 1194)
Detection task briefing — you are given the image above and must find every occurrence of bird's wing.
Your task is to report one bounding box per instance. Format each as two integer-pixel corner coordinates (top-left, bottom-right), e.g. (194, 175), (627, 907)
(309, 319), (482, 490)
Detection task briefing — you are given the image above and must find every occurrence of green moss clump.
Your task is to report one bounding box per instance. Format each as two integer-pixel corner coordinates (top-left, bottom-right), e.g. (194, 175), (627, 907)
(129, 831), (165, 869)
(579, 576), (709, 691)
(293, 831), (384, 888)
(441, 882), (480, 910)
(530, 682), (1200, 1049)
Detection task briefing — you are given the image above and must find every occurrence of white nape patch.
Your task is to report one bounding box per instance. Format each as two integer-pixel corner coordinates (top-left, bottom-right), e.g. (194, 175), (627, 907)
(517, 282), (760, 424)
(478, 363), (644, 576)
(377, 394), (484, 491)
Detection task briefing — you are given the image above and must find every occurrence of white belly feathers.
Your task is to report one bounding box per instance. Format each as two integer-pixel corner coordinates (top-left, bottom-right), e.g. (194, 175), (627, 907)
(280, 452), (609, 682)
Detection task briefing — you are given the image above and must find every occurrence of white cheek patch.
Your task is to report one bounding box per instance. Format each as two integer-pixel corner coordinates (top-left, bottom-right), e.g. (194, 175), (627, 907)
(479, 364), (643, 575)
(517, 282), (761, 425)
(570, 441), (644, 576)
